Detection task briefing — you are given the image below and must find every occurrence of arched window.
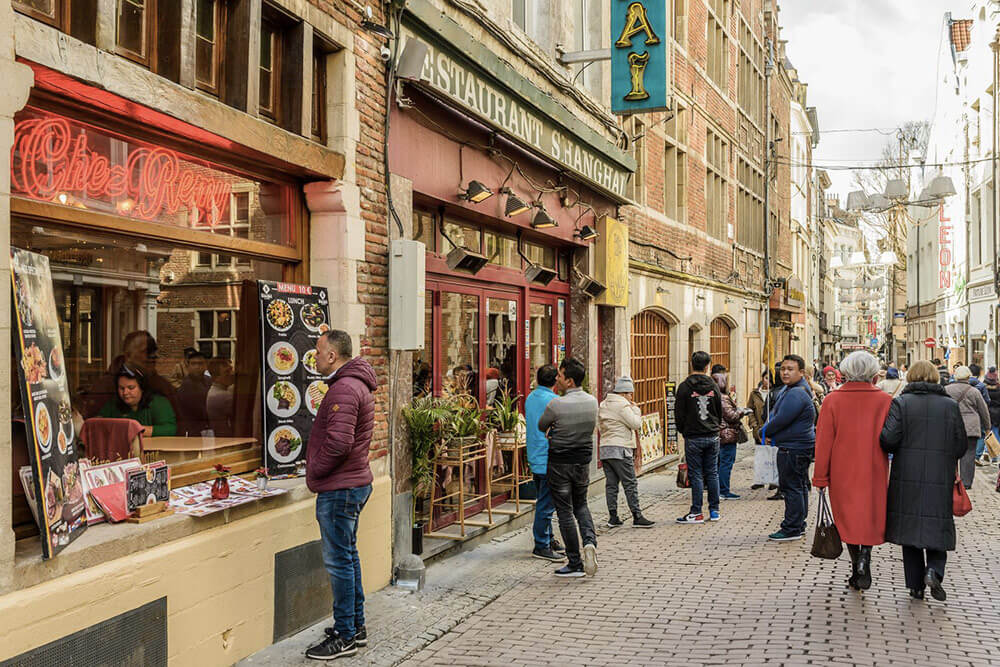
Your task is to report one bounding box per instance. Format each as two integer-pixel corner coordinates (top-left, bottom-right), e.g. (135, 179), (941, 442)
(710, 317), (733, 372)
(630, 310), (671, 418)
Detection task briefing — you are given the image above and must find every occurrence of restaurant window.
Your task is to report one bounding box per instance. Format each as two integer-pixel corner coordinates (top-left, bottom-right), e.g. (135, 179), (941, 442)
(197, 310), (237, 359)
(442, 218), (482, 254)
(195, 0), (224, 94)
(311, 38), (331, 144)
(484, 231), (519, 269)
(523, 242), (555, 269)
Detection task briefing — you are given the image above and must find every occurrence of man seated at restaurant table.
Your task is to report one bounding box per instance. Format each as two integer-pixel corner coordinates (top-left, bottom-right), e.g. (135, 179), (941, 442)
(176, 350), (212, 436)
(98, 365), (177, 437)
(82, 330), (178, 419)
(206, 357), (236, 437)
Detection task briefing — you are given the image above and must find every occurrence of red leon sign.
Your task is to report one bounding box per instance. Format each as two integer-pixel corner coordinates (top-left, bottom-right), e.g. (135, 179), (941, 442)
(12, 116), (232, 224)
(924, 337), (936, 348)
(938, 204), (952, 289)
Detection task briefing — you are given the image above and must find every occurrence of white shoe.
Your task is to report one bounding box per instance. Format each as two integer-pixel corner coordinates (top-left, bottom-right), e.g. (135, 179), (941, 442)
(582, 543), (598, 576)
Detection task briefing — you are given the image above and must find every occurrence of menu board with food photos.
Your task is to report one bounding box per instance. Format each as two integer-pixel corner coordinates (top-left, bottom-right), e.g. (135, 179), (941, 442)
(258, 280), (331, 476)
(11, 248), (87, 558)
(664, 382), (678, 455)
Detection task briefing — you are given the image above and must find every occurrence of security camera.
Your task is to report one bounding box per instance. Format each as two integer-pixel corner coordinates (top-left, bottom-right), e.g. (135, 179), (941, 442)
(380, 45), (392, 62)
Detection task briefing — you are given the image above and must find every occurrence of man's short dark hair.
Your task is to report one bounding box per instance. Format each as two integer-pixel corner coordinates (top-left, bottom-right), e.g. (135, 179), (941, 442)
(536, 364), (558, 388)
(322, 329), (353, 359)
(932, 358), (941, 366)
(970, 363), (982, 377)
(187, 350), (207, 362)
(711, 363), (726, 375)
(781, 354), (806, 371)
(560, 357), (586, 387)
(691, 351), (711, 372)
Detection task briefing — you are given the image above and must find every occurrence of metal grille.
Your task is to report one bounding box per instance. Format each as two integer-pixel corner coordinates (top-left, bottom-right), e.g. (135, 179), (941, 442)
(630, 311), (670, 419)
(1, 598), (166, 667)
(273, 540), (332, 642)
(710, 318), (732, 372)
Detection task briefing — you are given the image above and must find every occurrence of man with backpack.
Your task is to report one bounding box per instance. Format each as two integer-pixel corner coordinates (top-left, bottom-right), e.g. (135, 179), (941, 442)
(675, 351), (724, 524)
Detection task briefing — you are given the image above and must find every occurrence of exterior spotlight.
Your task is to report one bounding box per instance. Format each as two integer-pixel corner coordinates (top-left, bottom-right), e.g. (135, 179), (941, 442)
(576, 224), (599, 241)
(576, 273), (606, 298)
(531, 205), (557, 229)
(459, 180), (493, 203)
(501, 188), (530, 216)
(446, 246), (489, 274)
(524, 262), (557, 285)
(360, 5), (393, 39)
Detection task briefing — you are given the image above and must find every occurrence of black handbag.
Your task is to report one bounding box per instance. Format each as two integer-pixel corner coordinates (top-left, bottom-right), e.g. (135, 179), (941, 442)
(810, 489), (843, 560)
(736, 423), (749, 444)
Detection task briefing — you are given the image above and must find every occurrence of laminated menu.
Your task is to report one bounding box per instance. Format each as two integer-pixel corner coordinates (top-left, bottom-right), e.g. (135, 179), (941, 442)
(257, 281), (332, 477)
(11, 248), (87, 558)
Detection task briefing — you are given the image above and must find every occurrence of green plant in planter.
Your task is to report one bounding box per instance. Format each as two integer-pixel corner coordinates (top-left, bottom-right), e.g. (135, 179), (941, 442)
(487, 388), (522, 434)
(445, 400), (483, 441)
(402, 396), (450, 499)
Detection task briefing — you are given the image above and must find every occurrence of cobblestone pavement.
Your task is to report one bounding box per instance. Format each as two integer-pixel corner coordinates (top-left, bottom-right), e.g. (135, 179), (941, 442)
(242, 447), (1000, 666)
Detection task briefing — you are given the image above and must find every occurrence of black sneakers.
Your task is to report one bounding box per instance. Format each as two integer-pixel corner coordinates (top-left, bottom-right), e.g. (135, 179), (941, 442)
(632, 515), (655, 528)
(607, 515), (624, 528)
(553, 564), (585, 578)
(324, 625), (367, 647)
(532, 547), (566, 562)
(306, 634), (357, 661)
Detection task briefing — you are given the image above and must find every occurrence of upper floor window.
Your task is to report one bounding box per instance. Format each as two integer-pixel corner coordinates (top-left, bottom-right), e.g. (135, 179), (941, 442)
(117, 0), (151, 64)
(673, 0), (687, 47)
(312, 38), (332, 143)
(706, 0), (728, 89)
(259, 18), (280, 120)
(511, 0), (550, 50)
(195, 0), (224, 94)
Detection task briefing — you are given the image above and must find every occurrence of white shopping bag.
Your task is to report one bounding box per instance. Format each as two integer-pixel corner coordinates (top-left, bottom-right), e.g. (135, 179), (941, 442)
(753, 444), (779, 486)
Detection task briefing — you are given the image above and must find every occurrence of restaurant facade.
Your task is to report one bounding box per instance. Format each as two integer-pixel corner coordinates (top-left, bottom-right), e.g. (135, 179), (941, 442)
(387, 0), (635, 541)
(0, 1), (393, 664)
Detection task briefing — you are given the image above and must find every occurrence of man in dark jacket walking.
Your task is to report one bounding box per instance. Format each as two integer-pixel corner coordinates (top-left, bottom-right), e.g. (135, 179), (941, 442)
(675, 351), (723, 524)
(305, 330), (376, 661)
(538, 357), (600, 578)
(763, 354), (816, 541)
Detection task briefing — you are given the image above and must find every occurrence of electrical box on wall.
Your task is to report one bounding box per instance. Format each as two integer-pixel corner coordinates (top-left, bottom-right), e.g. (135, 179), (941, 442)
(389, 239), (426, 350)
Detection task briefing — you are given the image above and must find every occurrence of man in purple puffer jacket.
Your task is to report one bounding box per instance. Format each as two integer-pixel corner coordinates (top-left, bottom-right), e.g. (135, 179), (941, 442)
(305, 330), (376, 661)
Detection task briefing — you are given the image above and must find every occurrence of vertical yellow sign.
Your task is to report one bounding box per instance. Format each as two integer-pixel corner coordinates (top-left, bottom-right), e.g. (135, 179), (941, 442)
(595, 216), (629, 307)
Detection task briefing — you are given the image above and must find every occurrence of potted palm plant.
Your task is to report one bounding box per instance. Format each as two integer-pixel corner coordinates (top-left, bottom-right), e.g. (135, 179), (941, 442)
(401, 396), (450, 555)
(487, 388), (521, 447)
(444, 400), (483, 453)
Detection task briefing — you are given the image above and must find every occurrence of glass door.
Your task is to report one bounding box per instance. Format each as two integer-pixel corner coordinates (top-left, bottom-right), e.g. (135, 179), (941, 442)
(527, 295), (567, 390)
(486, 296), (518, 406)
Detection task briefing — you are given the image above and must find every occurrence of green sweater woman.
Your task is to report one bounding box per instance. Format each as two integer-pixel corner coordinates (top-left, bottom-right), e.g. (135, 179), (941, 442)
(99, 366), (177, 437)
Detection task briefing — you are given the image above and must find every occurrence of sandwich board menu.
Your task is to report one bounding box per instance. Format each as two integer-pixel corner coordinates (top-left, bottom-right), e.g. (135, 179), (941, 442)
(664, 382), (678, 455)
(11, 248), (87, 558)
(258, 281), (331, 477)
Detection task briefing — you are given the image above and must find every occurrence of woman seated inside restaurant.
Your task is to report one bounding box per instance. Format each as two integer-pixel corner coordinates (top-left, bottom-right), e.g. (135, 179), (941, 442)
(98, 366), (177, 437)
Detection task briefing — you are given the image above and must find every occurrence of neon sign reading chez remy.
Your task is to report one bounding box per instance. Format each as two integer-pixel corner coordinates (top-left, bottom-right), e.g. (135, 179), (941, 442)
(12, 116), (232, 223)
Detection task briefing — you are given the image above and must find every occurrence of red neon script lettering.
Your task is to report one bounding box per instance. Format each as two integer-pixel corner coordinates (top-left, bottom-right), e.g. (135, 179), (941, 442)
(12, 117), (232, 224)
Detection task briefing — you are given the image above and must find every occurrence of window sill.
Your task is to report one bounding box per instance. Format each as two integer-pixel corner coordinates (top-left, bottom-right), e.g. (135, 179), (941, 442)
(9, 477), (313, 594)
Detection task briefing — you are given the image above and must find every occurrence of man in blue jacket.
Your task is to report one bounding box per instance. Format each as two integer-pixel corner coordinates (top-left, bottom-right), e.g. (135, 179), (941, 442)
(762, 354), (816, 541)
(524, 364), (564, 562)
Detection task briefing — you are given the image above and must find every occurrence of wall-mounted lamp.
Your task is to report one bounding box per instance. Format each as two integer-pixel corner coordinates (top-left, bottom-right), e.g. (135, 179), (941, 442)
(531, 205), (557, 229)
(459, 180), (493, 203)
(501, 188), (531, 216)
(576, 224), (598, 241)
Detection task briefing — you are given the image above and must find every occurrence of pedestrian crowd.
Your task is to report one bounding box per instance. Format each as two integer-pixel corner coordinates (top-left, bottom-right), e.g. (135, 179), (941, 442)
(297, 329), (1000, 659)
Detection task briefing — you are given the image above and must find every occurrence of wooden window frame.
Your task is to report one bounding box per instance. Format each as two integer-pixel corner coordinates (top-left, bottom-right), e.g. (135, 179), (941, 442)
(116, 0), (156, 68)
(195, 0), (227, 96)
(13, 0), (66, 28)
(258, 16), (282, 121)
(311, 39), (329, 143)
(196, 308), (239, 359)
(193, 187), (253, 270)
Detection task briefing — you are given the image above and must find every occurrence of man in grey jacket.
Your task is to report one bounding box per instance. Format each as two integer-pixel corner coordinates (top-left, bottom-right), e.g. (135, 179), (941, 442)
(538, 357), (599, 578)
(599, 377), (655, 529)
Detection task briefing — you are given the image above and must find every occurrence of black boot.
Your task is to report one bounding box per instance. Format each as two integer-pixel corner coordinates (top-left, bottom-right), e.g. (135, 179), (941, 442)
(855, 546), (872, 590)
(846, 545), (860, 590)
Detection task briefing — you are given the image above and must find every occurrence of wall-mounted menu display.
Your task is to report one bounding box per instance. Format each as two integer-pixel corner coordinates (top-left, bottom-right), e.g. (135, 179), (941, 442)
(258, 281), (331, 476)
(11, 248), (87, 559)
(664, 382), (678, 455)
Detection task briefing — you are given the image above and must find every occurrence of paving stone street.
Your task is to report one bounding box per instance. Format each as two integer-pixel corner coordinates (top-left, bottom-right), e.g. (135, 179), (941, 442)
(243, 448), (1000, 666)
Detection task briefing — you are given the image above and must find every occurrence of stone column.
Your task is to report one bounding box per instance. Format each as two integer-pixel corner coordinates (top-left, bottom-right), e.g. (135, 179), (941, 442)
(0, 1), (36, 592)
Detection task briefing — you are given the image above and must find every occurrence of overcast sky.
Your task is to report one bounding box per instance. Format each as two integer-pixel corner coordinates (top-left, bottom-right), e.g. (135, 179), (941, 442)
(780, 0), (968, 199)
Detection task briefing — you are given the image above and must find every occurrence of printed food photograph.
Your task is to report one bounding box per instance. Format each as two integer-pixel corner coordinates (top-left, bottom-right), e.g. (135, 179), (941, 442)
(302, 349), (318, 374)
(21, 343), (47, 384)
(300, 302), (326, 331)
(63, 462), (84, 505)
(268, 426), (303, 463)
(57, 429), (67, 455)
(266, 299), (293, 331)
(35, 402), (52, 451)
(306, 380), (329, 415)
(49, 347), (64, 381)
(14, 273), (33, 327)
(57, 398), (72, 424)
(45, 469), (63, 523)
(267, 380), (300, 417)
(267, 341), (298, 375)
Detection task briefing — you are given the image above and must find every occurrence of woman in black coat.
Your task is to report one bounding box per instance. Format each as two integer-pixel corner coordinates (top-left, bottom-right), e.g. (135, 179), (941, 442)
(879, 361), (967, 602)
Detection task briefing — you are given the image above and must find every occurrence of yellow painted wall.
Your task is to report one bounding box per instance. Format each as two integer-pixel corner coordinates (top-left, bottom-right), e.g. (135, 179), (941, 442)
(0, 475), (392, 665)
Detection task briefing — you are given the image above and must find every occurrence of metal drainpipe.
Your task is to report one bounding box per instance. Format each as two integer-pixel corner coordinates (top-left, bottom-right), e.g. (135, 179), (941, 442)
(992, 30), (1000, 366)
(763, 37), (773, 393)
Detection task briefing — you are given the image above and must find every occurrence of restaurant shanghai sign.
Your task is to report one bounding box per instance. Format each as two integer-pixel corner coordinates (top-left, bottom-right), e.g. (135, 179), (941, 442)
(611, 1), (669, 114)
(12, 111), (233, 225)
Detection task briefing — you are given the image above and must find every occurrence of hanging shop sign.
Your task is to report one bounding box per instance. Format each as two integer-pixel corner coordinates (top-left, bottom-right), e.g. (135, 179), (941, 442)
(258, 281), (332, 477)
(11, 248), (87, 559)
(611, 0), (670, 114)
(938, 205), (953, 289)
(595, 216), (629, 307)
(400, 16), (634, 201)
(784, 276), (805, 310)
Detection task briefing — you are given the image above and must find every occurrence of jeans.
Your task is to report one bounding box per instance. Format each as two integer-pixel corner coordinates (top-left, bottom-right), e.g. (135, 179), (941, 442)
(316, 484), (372, 639)
(901, 545), (947, 591)
(976, 426), (999, 459)
(531, 473), (556, 551)
(603, 456), (640, 518)
(776, 447), (813, 535)
(959, 436), (978, 489)
(685, 435), (720, 515)
(718, 443), (737, 495)
(548, 462), (596, 569)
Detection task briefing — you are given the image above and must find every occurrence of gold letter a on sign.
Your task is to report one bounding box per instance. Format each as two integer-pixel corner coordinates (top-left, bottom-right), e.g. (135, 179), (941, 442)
(624, 51), (651, 100)
(615, 2), (661, 48)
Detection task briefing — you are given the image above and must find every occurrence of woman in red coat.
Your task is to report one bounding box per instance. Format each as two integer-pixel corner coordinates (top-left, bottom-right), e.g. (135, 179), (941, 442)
(812, 351), (892, 591)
